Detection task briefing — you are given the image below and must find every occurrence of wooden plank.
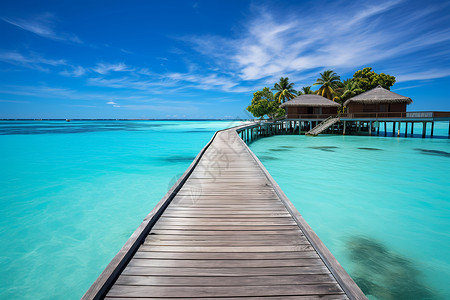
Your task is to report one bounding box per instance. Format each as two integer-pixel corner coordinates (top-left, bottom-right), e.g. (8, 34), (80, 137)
(107, 284), (343, 298)
(172, 194), (282, 200)
(146, 233), (305, 240)
(152, 225), (301, 230)
(161, 213), (292, 218)
(137, 245), (315, 252)
(114, 274), (336, 286)
(166, 205), (287, 209)
(106, 295), (348, 300)
(142, 239), (310, 246)
(150, 229), (303, 236)
(157, 217), (297, 225)
(128, 258), (325, 268)
(121, 266), (330, 276)
(133, 251), (320, 260)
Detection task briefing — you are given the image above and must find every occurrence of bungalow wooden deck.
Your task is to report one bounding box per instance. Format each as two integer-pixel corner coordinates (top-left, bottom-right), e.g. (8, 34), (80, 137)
(82, 125), (367, 300)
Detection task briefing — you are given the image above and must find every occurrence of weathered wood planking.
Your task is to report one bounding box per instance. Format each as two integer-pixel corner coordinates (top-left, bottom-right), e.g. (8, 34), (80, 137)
(83, 124), (367, 300)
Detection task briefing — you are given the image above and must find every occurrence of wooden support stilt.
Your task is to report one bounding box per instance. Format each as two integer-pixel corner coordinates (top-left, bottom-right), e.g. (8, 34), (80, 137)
(397, 122), (401, 137)
(384, 122), (387, 137)
(405, 122), (408, 137)
(431, 122), (434, 137)
(343, 121), (346, 135)
(369, 121), (372, 136)
(392, 122), (396, 136)
(422, 122), (426, 138)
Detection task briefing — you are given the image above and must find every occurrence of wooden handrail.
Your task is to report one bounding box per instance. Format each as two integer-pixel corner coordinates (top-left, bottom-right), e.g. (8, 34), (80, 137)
(286, 111), (450, 119)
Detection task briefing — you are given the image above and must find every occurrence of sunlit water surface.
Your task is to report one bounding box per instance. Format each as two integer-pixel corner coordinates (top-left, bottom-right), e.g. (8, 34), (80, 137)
(249, 122), (450, 300)
(0, 120), (242, 299)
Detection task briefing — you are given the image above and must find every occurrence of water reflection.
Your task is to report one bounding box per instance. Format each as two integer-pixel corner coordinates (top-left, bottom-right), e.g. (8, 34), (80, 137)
(268, 148), (292, 152)
(358, 147), (382, 151)
(307, 146), (339, 152)
(258, 155), (280, 161)
(163, 156), (196, 163)
(347, 236), (436, 299)
(184, 130), (215, 133)
(414, 148), (450, 158)
(0, 122), (164, 135)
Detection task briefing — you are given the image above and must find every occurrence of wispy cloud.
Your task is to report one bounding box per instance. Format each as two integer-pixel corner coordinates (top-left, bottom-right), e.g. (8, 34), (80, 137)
(92, 62), (134, 75)
(1, 13), (82, 43)
(0, 99), (30, 103)
(396, 70), (450, 82)
(0, 51), (67, 71)
(182, 0), (450, 84)
(60, 65), (86, 77)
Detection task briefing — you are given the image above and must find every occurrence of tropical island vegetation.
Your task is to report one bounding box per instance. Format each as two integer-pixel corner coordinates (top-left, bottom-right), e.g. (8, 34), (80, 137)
(247, 67), (396, 120)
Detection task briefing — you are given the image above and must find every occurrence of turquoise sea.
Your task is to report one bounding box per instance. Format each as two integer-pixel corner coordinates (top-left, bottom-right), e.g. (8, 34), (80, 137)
(0, 120), (449, 299)
(249, 122), (450, 300)
(0, 120), (242, 299)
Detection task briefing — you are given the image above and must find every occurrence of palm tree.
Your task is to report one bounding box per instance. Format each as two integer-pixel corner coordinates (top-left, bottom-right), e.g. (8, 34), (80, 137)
(334, 79), (364, 102)
(272, 77), (297, 104)
(313, 70), (341, 100)
(298, 86), (315, 95)
(341, 79), (364, 100)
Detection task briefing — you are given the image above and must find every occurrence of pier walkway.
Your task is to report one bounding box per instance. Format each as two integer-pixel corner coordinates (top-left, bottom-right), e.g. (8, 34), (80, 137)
(83, 125), (366, 300)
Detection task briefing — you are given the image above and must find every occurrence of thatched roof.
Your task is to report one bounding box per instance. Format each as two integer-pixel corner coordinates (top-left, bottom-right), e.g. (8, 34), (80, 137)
(343, 85), (412, 106)
(280, 94), (340, 107)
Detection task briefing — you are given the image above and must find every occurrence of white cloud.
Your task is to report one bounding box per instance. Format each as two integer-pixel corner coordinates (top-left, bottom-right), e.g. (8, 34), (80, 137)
(106, 100), (120, 107)
(92, 62), (134, 75)
(0, 51), (67, 71)
(1, 13), (82, 43)
(182, 0), (450, 84)
(396, 70), (450, 82)
(60, 65), (86, 77)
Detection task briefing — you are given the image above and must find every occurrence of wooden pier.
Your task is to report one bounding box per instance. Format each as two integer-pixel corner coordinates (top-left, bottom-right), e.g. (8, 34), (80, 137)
(83, 124), (366, 300)
(278, 111), (450, 137)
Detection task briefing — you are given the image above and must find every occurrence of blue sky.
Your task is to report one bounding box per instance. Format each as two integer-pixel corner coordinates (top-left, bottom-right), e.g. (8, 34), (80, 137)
(1, 0), (450, 119)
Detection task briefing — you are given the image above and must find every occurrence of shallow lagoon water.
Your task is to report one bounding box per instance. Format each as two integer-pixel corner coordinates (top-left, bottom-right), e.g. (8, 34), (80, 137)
(249, 122), (450, 299)
(1, 120), (449, 299)
(0, 120), (241, 299)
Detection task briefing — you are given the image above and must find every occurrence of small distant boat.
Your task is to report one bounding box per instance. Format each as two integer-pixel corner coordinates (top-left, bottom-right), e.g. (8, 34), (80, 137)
(66, 119), (71, 122)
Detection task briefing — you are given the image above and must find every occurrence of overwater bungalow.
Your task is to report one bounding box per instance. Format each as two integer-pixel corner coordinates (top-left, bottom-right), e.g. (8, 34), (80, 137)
(343, 85), (412, 116)
(280, 94), (340, 119)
